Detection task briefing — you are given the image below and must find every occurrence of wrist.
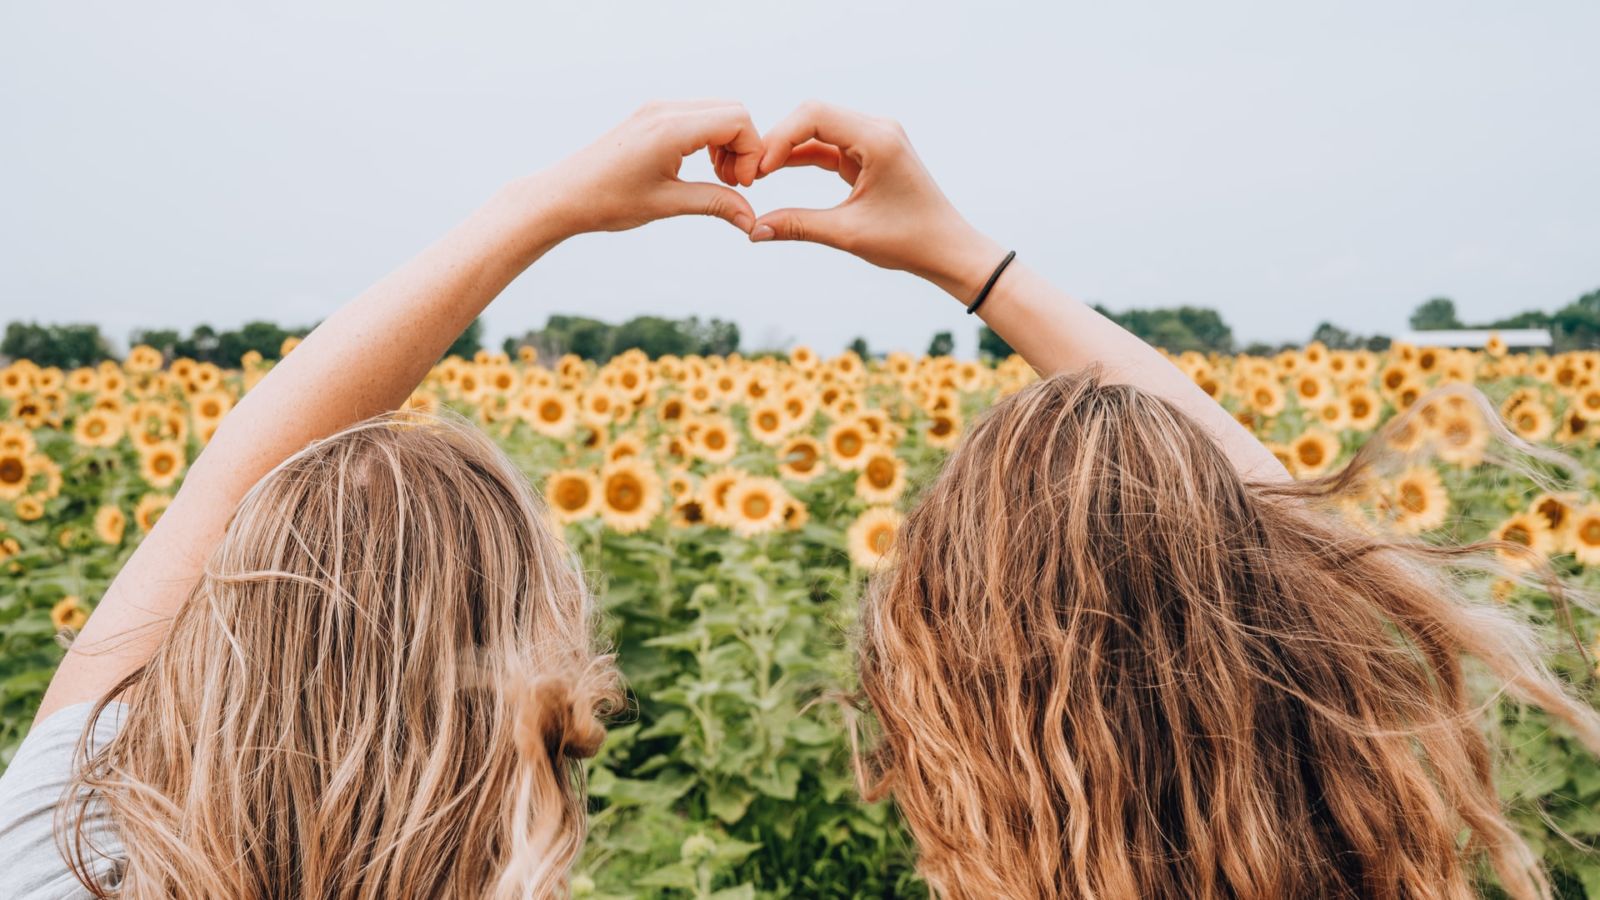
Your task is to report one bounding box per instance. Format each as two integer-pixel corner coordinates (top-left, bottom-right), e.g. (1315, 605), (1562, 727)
(489, 174), (580, 255)
(918, 224), (1007, 304)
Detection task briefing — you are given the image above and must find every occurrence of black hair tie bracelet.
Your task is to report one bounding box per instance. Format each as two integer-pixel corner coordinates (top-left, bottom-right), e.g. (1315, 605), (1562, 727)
(965, 250), (1016, 315)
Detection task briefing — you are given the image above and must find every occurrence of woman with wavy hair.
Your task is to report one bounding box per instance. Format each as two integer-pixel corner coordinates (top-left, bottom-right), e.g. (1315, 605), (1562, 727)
(745, 102), (1600, 899)
(0, 100), (770, 898)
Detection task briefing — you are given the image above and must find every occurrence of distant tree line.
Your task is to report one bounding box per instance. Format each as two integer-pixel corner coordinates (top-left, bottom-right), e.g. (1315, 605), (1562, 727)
(504, 314), (740, 362)
(4, 286), (1595, 369)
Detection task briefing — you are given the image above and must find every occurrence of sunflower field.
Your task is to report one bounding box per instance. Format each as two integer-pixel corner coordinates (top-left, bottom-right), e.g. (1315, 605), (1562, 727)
(3, 338), (1600, 897)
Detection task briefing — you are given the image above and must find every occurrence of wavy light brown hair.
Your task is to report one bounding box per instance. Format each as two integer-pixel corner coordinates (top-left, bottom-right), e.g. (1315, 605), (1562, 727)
(858, 371), (1600, 900)
(63, 412), (618, 899)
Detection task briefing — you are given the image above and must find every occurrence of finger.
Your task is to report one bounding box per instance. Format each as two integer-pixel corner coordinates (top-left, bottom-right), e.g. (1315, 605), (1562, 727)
(707, 146), (735, 186)
(749, 205), (852, 249)
(662, 105), (763, 187)
(664, 181), (757, 234)
(780, 140), (842, 173)
(758, 101), (880, 176)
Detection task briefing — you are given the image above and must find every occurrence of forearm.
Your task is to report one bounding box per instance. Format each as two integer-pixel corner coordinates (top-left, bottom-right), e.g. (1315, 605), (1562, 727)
(36, 178), (566, 721)
(935, 233), (1288, 482)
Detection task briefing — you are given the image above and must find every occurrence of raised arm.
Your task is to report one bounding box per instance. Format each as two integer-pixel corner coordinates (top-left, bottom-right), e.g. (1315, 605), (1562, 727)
(36, 100), (765, 724)
(746, 101), (1287, 482)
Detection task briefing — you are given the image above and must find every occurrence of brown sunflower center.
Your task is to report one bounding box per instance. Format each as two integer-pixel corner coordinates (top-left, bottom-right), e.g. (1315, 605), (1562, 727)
(606, 475), (643, 512)
(742, 494), (772, 519)
(0, 457), (23, 484)
(868, 524), (894, 554)
(555, 479), (591, 511)
(1399, 483), (1427, 514)
(1580, 519), (1600, 546)
(866, 457), (896, 489)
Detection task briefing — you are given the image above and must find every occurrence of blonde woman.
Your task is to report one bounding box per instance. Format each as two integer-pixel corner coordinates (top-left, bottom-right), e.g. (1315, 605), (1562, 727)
(0, 100), (766, 899)
(746, 102), (1600, 898)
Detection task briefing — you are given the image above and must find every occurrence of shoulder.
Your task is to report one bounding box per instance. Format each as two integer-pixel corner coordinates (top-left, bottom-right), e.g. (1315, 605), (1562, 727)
(0, 702), (127, 898)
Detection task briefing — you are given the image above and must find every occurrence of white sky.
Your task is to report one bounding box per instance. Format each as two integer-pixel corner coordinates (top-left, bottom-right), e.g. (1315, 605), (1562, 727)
(3, 1), (1597, 357)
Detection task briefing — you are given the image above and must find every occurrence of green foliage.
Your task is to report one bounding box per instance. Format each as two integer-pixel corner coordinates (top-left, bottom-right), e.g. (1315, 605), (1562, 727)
(1308, 321), (1390, 351)
(1, 322), (113, 368)
(445, 317), (484, 360)
(1410, 297), (1464, 331)
(976, 326), (1013, 360)
(507, 315), (742, 363)
(130, 320), (311, 365)
(1093, 304), (1235, 354)
(846, 337), (870, 360)
(925, 331), (953, 358)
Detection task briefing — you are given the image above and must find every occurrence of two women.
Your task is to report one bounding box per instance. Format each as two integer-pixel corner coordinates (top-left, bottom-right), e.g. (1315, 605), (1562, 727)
(1, 99), (1595, 898)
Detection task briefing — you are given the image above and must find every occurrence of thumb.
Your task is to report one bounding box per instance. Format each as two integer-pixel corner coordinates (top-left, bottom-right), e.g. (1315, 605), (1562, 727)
(748, 207), (851, 249)
(663, 181), (756, 234)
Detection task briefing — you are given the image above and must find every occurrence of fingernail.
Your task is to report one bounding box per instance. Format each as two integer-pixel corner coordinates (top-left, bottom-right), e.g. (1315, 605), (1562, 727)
(750, 224), (775, 242)
(733, 213), (754, 233)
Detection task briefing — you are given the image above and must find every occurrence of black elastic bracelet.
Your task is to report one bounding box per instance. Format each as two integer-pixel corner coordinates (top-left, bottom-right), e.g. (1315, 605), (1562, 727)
(965, 250), (1016, 315)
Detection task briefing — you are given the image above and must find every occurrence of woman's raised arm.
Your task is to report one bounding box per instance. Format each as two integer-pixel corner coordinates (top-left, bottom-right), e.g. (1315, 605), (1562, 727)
(35, 100), (764, 724)
(747, 101), (1288, 482)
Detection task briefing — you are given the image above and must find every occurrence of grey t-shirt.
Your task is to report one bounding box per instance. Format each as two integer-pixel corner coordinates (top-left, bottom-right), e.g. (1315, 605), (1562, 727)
(0, 703), (126, 899)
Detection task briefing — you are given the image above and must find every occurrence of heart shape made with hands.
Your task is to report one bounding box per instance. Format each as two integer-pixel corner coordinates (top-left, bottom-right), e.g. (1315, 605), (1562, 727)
(631, 99), (999, 302)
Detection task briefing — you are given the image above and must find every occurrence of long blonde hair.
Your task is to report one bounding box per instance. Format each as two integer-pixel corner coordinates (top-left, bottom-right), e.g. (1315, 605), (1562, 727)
(64, 412), (618, 899)
(858, 371), (1600, 899)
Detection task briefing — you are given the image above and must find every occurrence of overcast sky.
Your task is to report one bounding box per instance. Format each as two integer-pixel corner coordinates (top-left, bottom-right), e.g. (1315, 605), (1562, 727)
(3, 2), (1597, 357)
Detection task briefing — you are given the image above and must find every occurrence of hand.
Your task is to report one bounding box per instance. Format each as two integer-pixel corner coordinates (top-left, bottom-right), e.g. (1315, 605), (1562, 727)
(530, 99), (764, 238)
(748, 101), (1007, 303)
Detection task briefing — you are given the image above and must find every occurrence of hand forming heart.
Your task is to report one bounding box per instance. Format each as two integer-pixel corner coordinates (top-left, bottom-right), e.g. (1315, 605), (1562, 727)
(531, 100), (1008, 306)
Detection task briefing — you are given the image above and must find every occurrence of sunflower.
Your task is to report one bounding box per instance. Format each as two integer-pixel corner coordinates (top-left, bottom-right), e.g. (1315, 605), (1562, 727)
(1385, 467), (1448, 534)
(826, 419), (873, 470)
(1491, 513), (1553, 570)
(606, 432), (646, 463)
(1344, 388), (1382, 432)
(782, 498), (810, 531)
(1569, 505), (1600, 566)
(1575, 386), (1600, 421)
(924, 410), (962, 450)
(135, 493), (172, 532)
(689, 467), (739, 521)
(692, 415), (739, 464)
(1293, 374), (1333, 408)
(95, 505), (126, 545)
(1246, 379), (1286, 417)
(856, 449), (907, 504)
(15, 495), (44, 522)
(51, 595), (88, 631)
(1288, 429), (1340, 477)
(726, 476), (788, 537)
(525, 390), (577, 438)
(0, 450), (29, 500)
(1432, 409), (1489, 467)
(125, 344), (164, 373)
(1313, 400), (1349, 431)
(670, 498), (709, 528)
(847, 506), (903, 570)
(1529, 493), (1576, 550)
(777, 436), (826, 483)
(66, 367), (99, 393)
(139, 441), (186, 488)
(191, 390), (233, 425)
(545, 469), (601, 523)
(746, 402), (789, 446)
(598, 459), (663, 534)
(1507, 400), (1553, 443)
(70, 409), (122, 449)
